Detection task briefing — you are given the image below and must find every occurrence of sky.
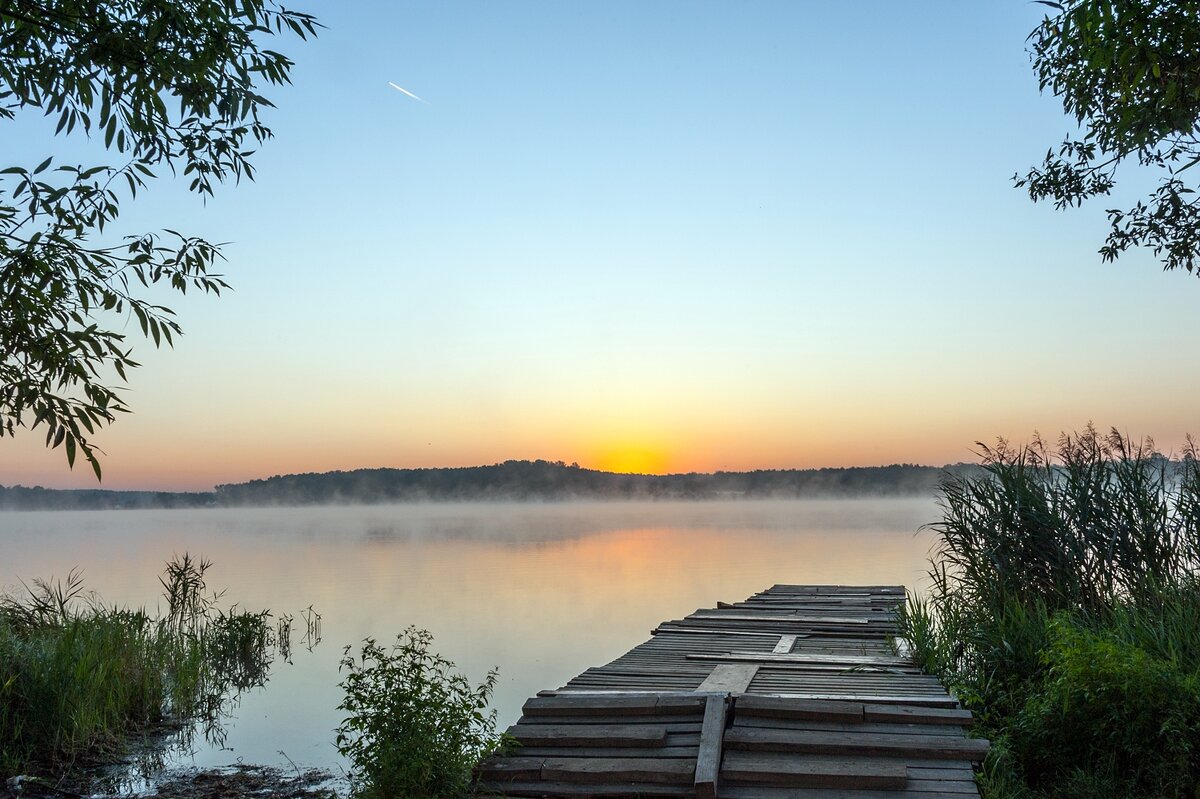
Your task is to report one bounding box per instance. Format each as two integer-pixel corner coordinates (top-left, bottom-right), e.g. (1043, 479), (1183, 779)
(4, 2), (1199, 491)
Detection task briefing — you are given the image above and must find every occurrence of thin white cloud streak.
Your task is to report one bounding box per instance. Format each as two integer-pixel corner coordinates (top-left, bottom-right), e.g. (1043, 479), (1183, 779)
(388, 81), (428, 103)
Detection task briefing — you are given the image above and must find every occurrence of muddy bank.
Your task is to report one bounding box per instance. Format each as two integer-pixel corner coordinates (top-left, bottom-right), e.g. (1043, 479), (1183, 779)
(4, 764), (343, 799)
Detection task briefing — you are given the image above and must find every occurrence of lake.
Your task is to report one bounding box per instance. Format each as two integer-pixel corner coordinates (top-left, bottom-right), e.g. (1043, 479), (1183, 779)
(0, 498), (939, 775)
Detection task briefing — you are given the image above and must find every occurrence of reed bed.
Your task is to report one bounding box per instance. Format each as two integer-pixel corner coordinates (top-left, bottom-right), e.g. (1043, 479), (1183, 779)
(0, 554), (311, 779)
(902, 426), (1200, 798)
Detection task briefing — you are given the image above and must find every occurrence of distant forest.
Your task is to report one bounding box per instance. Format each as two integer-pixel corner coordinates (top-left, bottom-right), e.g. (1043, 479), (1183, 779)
(1, 459), (982, 510)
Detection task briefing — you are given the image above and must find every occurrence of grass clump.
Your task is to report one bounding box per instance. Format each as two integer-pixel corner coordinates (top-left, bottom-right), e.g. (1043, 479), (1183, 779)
(901, 425), (1200, 798)
(335, 626), (511, 799)
(0, 554), (305, 780)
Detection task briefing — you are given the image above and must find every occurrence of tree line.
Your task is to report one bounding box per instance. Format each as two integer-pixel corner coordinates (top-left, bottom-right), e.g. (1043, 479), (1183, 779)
(1, 460), (984, 509)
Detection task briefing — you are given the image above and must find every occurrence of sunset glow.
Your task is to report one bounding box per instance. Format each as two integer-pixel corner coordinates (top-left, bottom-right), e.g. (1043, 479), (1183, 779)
(592, 447), (672, 476)
(2, 3), (1199, 492)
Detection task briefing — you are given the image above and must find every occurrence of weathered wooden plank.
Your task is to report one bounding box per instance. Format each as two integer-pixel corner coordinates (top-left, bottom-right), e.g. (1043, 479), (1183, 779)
(574, 666), (705, 676)
(476, 755), (545, 781)
(695, 694), (727, 799)
(657, 694), (712, 712)
(688, 652), (921, 670)
(746, 678), (944, 688)
(508, 723), (669, 748)
(696, 663), (760, 693)
(540, 757), (694, 785)
(659, 620), (893, 638)
(743, 673), (939, 682)
(907, 765), (978, 780)
(721, 751), (907, 790)
(735, 695), (864, 723)
(564, 678), (704, 687)
(542, 689), (727, 697)
(668, 625), (896, 640)
(734, 716), (969, 738)
(721, 785), (977, 798)
(518, 716), (702, 733)
(653, 624), (809, 639)
(755, 755), (974, 771)
(864, 704), (975, 726)
(769, 584), (904, 593)
(773, 634), (798, 653)
(491, 780), (692, 797)
(724, 727), (990, 761)
(689, 612), (872, 624)
(746, 677), (941, 687)
(514, 745), (699, 758)
(743, 692), (961, 708)
(906, 779), (983, 794)
(706, 662), (923, 675)
(578, 667), (702, 677)
(520, 695), (654, 717)
(753, 596), (884, 604)
(521, 694), (706, 717)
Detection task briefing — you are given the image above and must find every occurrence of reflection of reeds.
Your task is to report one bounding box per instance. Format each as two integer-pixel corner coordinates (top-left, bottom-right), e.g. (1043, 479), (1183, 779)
(302, 605), (323, 651)
(0, 554), (319, 780)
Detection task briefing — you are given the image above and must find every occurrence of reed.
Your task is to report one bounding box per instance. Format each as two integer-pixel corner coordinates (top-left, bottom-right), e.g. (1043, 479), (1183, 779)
(0, 555), (299, 779)
(901, 426), (1200, 797)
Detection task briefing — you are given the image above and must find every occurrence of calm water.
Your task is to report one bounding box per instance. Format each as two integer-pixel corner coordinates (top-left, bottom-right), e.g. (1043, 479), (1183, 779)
(0, 499), (938, 774)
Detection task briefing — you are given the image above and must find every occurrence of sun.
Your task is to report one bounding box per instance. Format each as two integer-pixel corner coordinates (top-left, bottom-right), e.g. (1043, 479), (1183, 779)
(594, 447), (671, 475)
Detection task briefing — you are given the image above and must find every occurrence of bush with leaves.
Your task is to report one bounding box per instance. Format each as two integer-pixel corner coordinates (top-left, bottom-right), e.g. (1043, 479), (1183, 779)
(1010, 620), (1200, 798)
(336, 627), (510, 799)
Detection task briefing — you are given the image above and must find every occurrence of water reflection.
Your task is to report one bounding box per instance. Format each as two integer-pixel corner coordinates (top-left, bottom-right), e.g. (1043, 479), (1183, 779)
(0, 498), (938, 772)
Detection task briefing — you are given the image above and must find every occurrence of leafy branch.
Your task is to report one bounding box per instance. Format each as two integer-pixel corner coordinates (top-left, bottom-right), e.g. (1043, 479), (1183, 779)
(1016, 0), (1200, 275)
(0, 0), (319, 476)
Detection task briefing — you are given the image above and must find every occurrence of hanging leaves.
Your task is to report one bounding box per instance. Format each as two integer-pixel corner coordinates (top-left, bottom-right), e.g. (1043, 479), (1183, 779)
(0, 0), (319, 477)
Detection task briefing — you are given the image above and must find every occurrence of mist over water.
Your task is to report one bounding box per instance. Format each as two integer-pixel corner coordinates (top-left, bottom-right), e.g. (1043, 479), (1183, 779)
(0, 498), (938, 772)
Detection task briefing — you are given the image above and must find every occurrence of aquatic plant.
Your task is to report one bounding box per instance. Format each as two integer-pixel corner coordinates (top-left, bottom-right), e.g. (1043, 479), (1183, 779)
(0, 554), (310, 779)
(900, 425), (1200, 798)
(335, 626), (510, 799)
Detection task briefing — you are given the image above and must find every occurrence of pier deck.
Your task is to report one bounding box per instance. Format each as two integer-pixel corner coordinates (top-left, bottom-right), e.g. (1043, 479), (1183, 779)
(477, 584), (985, 798)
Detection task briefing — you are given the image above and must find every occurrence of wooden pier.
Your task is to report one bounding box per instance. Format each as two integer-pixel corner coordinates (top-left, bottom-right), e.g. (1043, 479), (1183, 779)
(477, 584), (986, 798)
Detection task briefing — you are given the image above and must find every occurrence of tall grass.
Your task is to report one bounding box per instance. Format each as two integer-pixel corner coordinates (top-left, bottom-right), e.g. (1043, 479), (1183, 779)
(0, 554), (309, 779)
(901, 426), (1200, 797)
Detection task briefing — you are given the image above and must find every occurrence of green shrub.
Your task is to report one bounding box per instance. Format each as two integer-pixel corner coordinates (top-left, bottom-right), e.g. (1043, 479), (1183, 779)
(1012, 620), (1200, 798)
(335, 627), (510, 799)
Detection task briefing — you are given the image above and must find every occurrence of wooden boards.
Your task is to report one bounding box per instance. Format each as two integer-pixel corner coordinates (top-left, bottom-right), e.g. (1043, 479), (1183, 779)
(475, 584), (986, 798)
(721, 752), (907, 790)
(723, 728), (990, 761)
(696, 664), (760, 693)
(480, 692), (712, 798)
(695, 695), (727, 799)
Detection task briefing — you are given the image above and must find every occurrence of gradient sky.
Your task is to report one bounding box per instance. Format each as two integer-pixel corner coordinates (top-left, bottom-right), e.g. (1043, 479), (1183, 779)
(4, 2), (1198, 491)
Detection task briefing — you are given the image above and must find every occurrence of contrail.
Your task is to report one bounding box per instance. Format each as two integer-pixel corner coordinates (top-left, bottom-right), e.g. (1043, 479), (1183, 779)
(388, 81), (427, 103)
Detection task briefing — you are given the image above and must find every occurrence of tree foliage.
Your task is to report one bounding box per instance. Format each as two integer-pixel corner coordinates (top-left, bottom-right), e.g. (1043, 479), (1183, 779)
(0, 0), (317, 477)
(1017, 0), (1200, 276)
